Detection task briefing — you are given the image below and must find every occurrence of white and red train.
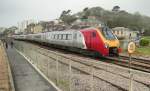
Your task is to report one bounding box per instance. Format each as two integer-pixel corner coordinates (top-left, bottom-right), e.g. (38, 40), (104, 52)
(13, 26), (121, 56)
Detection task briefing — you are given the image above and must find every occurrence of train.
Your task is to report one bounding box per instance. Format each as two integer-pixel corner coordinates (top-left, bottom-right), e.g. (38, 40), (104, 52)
(12, 26), (121, 57)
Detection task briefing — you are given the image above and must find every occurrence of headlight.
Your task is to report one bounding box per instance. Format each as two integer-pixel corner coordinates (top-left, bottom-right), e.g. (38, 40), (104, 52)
(104, 43), (109, 48)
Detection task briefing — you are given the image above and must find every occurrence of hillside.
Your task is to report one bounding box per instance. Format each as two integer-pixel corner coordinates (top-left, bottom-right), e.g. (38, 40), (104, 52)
(60, 6), (150, 35)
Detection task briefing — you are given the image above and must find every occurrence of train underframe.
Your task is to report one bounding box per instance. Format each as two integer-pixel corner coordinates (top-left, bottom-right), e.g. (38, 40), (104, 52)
(109, 47), (119, 56)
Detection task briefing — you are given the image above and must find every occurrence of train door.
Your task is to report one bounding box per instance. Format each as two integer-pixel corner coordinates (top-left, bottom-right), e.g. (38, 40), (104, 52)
(91, 31), (97, 50)
(85, 31), (92, 49)
(73, 31), (77, 47)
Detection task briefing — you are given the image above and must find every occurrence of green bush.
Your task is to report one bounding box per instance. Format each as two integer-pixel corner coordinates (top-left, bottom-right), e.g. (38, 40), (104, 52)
(140, 39), (149, 46)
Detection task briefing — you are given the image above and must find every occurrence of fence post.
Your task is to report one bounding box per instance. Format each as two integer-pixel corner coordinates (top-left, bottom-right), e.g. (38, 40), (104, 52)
(69, 60), (72, 91)
(149, 82), (150, 91)
(37, 54), (39, 69)
(90, 64), (94, 91)
(47, 60), (49, 77)
(56, 56), (59, 86)
(129, 54), (133, 91)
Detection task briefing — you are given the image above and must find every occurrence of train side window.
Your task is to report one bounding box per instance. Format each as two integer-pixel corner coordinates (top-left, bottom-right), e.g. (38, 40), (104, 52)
(55, 34), (57, 39)
(53, 35), (55, 39)
(92, 32), (96, 37)
(66, 34), (68, 40)
(79, 34), (81, 37)
(68, 34), (72, 40)
(57, 34), (59, 39)
(58, 34), (61, 40)
(61, 34), (63, 40)
(54, 35), (56, 39)
(74, 33), (77, 39)
(63, 34), (66, 40)
(53, 34), (56, 39)
(51, 35), (54, 39)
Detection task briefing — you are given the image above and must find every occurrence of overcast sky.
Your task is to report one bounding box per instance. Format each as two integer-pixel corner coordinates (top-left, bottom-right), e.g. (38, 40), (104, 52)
(0, 0), (150, 27)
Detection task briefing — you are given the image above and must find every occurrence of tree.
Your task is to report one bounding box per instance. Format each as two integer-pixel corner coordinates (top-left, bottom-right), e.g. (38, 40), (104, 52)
(60, 10), (77, 25)
(112, 6), (120, 12)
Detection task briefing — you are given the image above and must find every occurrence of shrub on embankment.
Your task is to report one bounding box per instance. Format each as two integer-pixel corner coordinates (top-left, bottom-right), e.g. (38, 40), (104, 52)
(140, 38), (149, 46)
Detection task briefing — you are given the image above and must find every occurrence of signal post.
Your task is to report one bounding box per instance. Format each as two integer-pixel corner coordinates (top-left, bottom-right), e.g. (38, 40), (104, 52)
(127, 42), (136, 91)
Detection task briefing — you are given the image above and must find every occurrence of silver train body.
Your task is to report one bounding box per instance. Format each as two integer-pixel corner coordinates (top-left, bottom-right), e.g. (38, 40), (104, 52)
(13, 30), (87, 49)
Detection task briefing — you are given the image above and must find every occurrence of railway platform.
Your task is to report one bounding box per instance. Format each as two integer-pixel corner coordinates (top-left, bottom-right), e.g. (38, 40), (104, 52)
(6, 45), (58, 91)
(0, 41), (14, 91)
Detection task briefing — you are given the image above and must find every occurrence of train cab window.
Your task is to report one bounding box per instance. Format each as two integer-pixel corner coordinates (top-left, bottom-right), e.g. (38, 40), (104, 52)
(101, 27), (116, 40)
(92, 32), (96, 37)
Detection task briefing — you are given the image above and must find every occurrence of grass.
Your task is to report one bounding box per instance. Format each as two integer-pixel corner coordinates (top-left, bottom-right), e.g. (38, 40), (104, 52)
(144, 36), (150, 39)
(121, 36), (150, 56)
(142, 36), (150, 41)
(135, 47), (150, 56)
(134, 36), (150, 56)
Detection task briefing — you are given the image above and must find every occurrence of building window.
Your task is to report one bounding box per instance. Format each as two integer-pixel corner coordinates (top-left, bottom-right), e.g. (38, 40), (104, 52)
(117, 31), (119, 35)
(121, 31), (123, 35)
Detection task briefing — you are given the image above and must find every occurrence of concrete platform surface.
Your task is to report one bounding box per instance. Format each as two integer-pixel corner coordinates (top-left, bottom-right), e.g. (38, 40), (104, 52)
(6, 47), (57, 91)
(0, 42), (10, 91)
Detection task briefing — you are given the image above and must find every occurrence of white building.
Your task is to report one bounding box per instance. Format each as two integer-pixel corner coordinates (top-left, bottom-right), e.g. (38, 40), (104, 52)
(0, 27), (6, 34)
(17, 19), (38, 34)
(112, 27), (139, 40)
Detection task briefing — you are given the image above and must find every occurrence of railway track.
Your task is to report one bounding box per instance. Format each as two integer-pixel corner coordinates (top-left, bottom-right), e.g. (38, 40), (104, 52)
(106, 56), (150, 73)
(35, 45), (150, 86)
(16, 40), (150, 73)
(19, 40), (150, 73)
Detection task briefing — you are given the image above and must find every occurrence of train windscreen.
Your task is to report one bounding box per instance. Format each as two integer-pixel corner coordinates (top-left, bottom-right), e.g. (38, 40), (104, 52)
(101, 27), (116, 40)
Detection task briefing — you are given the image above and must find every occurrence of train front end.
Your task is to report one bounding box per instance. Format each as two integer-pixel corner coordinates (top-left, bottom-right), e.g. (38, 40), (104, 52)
(98, 26), (121, 56)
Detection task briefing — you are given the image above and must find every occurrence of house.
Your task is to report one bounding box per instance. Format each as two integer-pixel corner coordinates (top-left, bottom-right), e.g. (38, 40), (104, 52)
(72, 16), (104, 29)
(112, 27), (139, 40)
(32, 24), (44, 33)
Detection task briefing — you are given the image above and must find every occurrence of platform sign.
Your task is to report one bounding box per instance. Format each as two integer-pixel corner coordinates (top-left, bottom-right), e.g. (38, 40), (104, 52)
(128, 42), (136, 54)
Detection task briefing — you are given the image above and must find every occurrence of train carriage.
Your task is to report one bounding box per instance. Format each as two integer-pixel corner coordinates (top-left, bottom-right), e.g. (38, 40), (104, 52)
(13, 26), (121, 57)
